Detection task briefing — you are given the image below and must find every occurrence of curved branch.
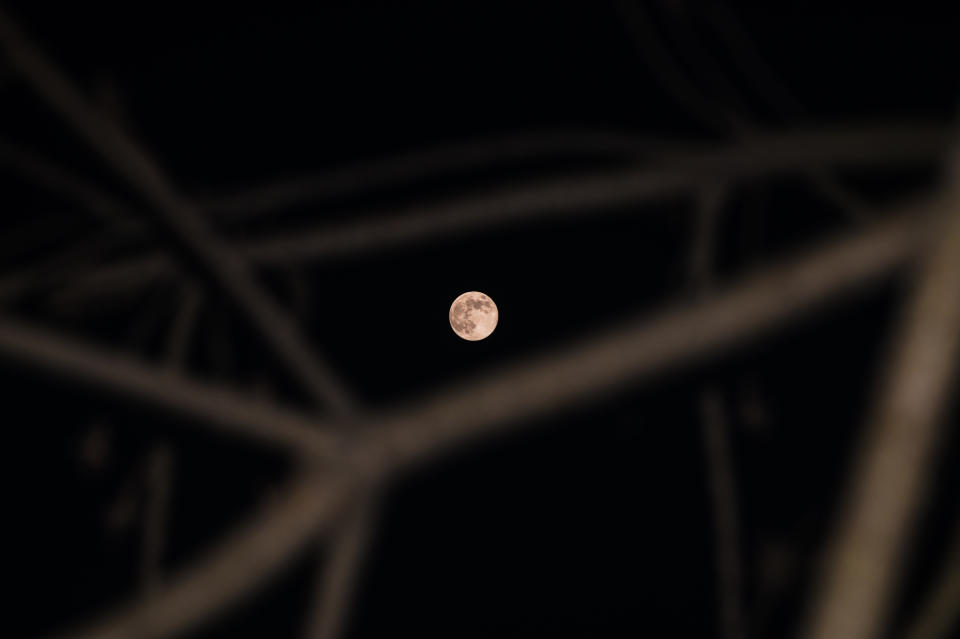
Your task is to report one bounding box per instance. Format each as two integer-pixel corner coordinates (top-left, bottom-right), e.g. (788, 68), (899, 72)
(40, 204), (936, 639)
(200, 129), (660, 220)
(55, 120), (951, 302)
(801, 158), (960, 639)
(54, 469), (355, 639)
(0, 315), (340, 457)
(0, 7), (356, 413)
(356, 210), (936, 470)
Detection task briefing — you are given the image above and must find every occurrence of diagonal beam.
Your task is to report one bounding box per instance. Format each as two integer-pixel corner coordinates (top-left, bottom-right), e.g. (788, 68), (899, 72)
(0, 8), (354, 413)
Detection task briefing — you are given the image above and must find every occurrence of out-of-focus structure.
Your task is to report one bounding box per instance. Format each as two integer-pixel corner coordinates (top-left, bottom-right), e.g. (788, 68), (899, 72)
(1, 2), (957, 638)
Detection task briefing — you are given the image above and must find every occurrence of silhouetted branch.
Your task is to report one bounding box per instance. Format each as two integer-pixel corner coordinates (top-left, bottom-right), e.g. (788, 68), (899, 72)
(618, 0), (871, 222)
(690, 186), (744, 639)
(0, 315), (339, 456)
(141, 445), (173, 595)
(54, 120), (950, 302)
(55, 468), (355, 639)
(0, 230), (127, 303)
(0, 7), (355, 413)
(801, 159), (960, 639)
(303, 491), (379, 639)
(353, 208), (935, 470)
(201, 129), (660, 220)
(162, 284), (202, 370)
(701, 389), (746, 639)
(37, 204), (937, 639)
(0, 138), (138, 228)
(903, 528), (960, 639)
(689, 181), (726, 293)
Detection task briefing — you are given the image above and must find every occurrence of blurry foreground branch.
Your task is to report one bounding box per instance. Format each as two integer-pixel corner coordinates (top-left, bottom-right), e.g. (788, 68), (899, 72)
(0, 7), (355, 413)
(51, 120), (949, 305)
(801, 156), (960, 639)
(25, 199), (938, 638)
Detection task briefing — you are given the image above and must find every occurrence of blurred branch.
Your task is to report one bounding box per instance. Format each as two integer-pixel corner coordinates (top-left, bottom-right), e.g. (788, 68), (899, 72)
(55, 468), (355, 639)
(0, 7), (355, 413)
(0, 315), (340, 456)
(303, 491), (379, 639)
(616, 0), (736, 133)
(801, 159), (960, 639)
(701, 389), (746, 639)
(903, 528), (960, 639)
(0, 206), (935, 466)
(138, 284), (200, 595)
(36, 203), (938, 639)
(0, 138), (139, 228)
(617, 0), (871, 221)
(355, 208), (936, 470)
(54, 120), (950, 303)
(689, 181), (726, 293)
(141, 445), (174, 595)
(0, 229), (127, 303)
(689, 184), (745, 639)
(703, 1), (875, 221)
(162, 284), (202, 370)
(200, 129), (660, 220)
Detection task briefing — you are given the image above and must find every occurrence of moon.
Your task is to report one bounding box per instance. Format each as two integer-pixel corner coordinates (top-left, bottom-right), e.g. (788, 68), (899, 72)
(449, 291), (498, 341)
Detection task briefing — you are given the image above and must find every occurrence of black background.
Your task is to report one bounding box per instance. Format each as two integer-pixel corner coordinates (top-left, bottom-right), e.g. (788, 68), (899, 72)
(2, 2), (957, 638)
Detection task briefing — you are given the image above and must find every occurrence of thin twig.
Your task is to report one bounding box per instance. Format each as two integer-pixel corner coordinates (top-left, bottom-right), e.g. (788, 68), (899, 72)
(701, 389), (746, 639)
(141, 445), (173, 595)
(162, 284), (202, 370)
(801, 156), (960, 639)
(0, 138), (139, 228)
(701, 1), (873, 221)
(689, 184), (745, 639)
(903, 527), (960, 639)
(0, 7), (355, 413)
(617, 0), (871, 221)
(689, 181), (726, 293)
(200, 129), (660, 220)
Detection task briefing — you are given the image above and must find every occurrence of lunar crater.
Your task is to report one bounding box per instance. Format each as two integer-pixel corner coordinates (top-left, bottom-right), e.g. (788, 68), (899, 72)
(450, 291), (498, 341)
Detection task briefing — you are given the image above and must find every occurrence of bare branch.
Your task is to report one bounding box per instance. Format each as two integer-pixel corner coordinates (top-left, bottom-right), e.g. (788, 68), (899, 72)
(689, 181), (726, 293)
(54, 468), (355, 639)
(162, 284), (202, 370)
(0, 138), (139, 228)
(0, 7), (355, 413)
(0, 315), (339, 457)
(355, 209), (936, 470)
(617, 0), (874, 222)
(303, 491), (379, 639)
(701, 389), (746, 639)
(801, 159), (960, 639)
(200, 129), (660, 220)
(39, 204), (937, 639)
(903, 528), (960, 639)
(53, 120), (951, 302)
(141, 445), (174, 595)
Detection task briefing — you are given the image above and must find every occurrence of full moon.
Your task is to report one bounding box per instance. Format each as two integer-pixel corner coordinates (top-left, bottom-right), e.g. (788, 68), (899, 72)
(449, 291), (498, 341)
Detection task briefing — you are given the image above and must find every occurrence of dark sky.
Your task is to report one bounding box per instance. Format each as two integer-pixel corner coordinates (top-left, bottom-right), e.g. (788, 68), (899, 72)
(2, 2), (957, 638)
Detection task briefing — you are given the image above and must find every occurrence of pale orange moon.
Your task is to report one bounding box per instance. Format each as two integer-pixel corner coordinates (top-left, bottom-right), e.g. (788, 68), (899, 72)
(449, 291), (498, 341)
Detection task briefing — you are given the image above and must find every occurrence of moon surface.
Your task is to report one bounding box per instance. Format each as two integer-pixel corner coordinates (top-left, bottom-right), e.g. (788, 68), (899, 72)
(449, 291), (498, 341)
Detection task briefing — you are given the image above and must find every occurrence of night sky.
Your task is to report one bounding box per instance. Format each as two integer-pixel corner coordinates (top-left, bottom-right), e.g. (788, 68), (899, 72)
(2, 2), (957, 638)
